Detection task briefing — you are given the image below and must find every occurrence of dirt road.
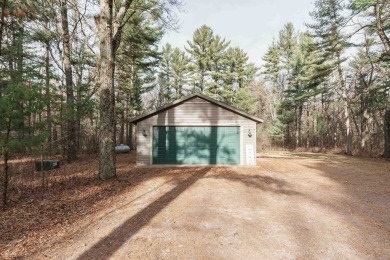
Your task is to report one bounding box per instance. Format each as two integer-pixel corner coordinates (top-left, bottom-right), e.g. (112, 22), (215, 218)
(32, 152), (390, 259)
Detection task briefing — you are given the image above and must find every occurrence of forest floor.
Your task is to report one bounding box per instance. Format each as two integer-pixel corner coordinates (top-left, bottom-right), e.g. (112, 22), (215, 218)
(1, 151), (390, 259)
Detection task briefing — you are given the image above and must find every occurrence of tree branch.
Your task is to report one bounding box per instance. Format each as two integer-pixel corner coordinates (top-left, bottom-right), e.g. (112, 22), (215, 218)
(113, 0), (134, 37)
(375, 3), (390, 55)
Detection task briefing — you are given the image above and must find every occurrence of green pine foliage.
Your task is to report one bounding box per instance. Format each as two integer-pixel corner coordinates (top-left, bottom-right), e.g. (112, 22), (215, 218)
(159, 43), (174, 103)
(307, 0), (349, 66)
(262, 22), (332, 147)
(157, 25), (258, 112)
(116, 6), (164, 114)
(0, 1), (47, 154)
(0, 82), (46, 152)
(233, 87), (258, 115)
(185, 25), (215, 93)
(171, 47), (191, 99)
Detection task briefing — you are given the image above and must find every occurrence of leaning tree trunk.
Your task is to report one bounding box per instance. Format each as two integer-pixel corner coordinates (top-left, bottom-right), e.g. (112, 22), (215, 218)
(97, 0), (116, 180)
(60, 0), (76, 162)
(375, 3), (390, 55)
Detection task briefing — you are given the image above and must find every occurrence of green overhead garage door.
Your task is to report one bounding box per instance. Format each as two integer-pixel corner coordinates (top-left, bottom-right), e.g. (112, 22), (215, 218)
(153, 126), (240, 165)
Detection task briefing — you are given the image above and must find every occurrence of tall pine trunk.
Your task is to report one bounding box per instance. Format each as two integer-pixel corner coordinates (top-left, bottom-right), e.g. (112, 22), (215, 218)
(120, 110), (125, 144)
(2, 148), (9, 207)
(2, 120), (11, 206)
(306, 108), (310, 148)
(342, 88), (352, 155)
(45, 40), (52, 155)
(125, 91), (131, 147)
(15, 18), (25, 145)
(75, 64), (83, 150)
(0, 0), (6, 55)
(295, 104), (302, 148)
(337, 58), (352, 155)
(384, 109), (390, 157)
(374, 3), (390, 157)
(60, 0), (76, 162)
(76, 76), (82, 150)
(360, 103), (372, 152)
(285, 123), (291, 148)
(97, 0), (116, 180)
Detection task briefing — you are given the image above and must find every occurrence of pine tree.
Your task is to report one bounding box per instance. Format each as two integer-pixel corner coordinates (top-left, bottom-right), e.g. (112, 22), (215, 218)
(29, 0), (57, 155)
(0, 0), (46, 205)
(59, 0), (76, 162)
(171, 47), (190, 99)
(223, 47), (257, 104)
(275, 23), (298, 147)
(185, 25), (258, 103)
(308, 0), (352, 154)
(288, 32), (331, 147)
(347, 30), (388, 152)
(116, 4), (163, 146)
(158, 43), (174, 104)
(278, 23), (298, 80)
(350, 0), (390, 157)
(262, 23), (331, 148)
(186, 25), (214, 93)
(262, 41), (284, 117)
(262, 41), (280, 84)
(96, 0), (179, 179)
(207, 34), (230, 99)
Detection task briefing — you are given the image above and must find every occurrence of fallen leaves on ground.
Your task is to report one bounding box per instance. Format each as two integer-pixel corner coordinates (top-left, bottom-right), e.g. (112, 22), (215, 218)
(0, 152), (139, 258)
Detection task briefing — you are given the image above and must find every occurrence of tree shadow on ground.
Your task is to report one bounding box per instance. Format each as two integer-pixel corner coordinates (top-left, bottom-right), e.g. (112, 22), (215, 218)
(258, 152), (390, 258)
(0, 152), (207, 258)
(8, 152), (367, 258)
(260, 153), (336, 160)
(72, 166), (302, 259)
(206, 170), (301, 196)
(76, 168), (210, 260)
(302, 158), (390, 229)
(298, 156), (390, 258)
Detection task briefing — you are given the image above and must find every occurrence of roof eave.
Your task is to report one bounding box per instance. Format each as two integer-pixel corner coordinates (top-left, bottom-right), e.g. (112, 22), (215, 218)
(129, 93), (264, 124)
(129, 94), (198, 124)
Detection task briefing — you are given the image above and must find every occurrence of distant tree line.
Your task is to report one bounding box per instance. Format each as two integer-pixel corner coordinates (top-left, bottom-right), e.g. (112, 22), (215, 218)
(262, 0), (390, 156)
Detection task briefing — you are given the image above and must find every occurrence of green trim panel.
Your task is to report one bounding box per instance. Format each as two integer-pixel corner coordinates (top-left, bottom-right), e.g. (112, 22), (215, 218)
(153, 126), (240, 165)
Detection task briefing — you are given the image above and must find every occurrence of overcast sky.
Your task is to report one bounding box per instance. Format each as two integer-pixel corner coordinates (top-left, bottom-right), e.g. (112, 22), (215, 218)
(161, 0), (316, 67)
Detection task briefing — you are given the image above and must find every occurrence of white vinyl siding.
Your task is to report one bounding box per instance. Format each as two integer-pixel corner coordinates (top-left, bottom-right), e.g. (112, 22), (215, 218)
(136, 97), (257, 166)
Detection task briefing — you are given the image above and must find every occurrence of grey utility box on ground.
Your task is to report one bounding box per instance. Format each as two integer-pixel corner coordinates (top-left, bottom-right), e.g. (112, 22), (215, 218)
(115, 144), (131, 153)
(35, 160), (60, 171)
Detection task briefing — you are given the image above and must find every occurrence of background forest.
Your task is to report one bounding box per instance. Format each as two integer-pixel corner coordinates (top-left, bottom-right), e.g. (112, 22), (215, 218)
(0, 0), (389, 203)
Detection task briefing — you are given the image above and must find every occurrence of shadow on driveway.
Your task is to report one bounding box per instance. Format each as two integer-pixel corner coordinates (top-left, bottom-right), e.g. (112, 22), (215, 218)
(77, 168), (209, 260)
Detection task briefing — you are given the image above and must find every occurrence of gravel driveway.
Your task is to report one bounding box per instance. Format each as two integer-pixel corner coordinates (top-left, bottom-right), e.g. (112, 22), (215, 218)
(36, 152), (390, 260)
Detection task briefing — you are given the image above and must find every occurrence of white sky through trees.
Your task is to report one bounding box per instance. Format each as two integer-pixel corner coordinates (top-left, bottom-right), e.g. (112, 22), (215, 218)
(161, 0), (315, 67)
